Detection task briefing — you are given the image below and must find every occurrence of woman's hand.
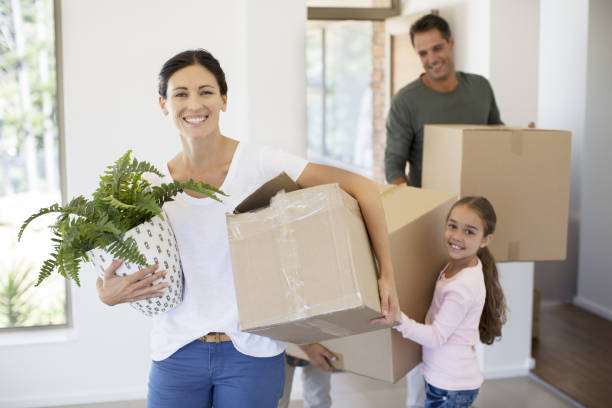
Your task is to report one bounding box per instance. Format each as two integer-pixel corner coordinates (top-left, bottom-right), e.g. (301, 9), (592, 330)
(371, 271), (400, 326)
(298, 343), (337, 372)
(96, 259), (168, 306)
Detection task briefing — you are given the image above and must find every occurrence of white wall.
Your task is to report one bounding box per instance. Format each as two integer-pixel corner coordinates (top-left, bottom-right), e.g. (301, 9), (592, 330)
(0, 1), (306, 406)
(489, 0), (539, 126)
(246, 1), (307, 156)
(401, 0), (491, 77)
(533, 0), (588, 304)
(575, 0), (612, 321)
(476, 0), (540, 379)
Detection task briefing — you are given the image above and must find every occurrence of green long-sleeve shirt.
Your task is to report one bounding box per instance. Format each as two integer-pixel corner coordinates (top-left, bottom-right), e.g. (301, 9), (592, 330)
(384, 71), (502, 187)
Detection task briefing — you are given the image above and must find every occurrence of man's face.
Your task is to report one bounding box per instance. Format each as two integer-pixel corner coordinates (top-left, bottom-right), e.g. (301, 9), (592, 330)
(413, 29), (455, 82)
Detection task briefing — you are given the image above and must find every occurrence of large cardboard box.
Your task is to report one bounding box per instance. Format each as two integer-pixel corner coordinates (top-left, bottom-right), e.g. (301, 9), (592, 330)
(422, 125), (571, 262)
(288, 185), (456, 382)
(227, 173), (383, 344)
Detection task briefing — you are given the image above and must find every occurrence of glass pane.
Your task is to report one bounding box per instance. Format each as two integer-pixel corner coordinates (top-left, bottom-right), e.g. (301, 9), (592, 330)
(306, 27), (324, 155)
(0, 0), (67, 329)
(323, 21), (373, 168)
(307, 0), (391, 8)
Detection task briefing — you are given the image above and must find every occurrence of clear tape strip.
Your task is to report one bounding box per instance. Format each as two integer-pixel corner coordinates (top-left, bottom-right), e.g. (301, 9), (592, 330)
(228, 184), (366, 324)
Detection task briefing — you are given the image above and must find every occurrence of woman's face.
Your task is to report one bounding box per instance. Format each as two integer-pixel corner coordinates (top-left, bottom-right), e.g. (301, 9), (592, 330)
(159, 64), (227, 140)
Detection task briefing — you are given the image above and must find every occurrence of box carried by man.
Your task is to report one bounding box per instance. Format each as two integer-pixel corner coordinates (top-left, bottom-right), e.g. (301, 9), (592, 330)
(422, 124), (571, 261)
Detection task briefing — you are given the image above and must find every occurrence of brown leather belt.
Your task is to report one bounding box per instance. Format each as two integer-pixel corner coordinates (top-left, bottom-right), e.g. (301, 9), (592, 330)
(198, 332), (232, 343)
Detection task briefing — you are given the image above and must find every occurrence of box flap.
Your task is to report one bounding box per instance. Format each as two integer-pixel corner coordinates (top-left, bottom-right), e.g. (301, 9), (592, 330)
(380, 184), (457, 233)
(234, 172), (300, 214)
(425, 124), (565, 133)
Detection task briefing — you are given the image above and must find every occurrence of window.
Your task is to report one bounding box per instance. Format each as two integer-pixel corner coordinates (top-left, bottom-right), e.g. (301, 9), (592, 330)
(0, 0), (68, 330)
(306, 20), (374, 177)
(305, 2), (398, 181)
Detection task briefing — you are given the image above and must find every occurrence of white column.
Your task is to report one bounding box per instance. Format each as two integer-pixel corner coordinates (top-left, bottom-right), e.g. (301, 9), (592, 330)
(478, 262), (534, 378)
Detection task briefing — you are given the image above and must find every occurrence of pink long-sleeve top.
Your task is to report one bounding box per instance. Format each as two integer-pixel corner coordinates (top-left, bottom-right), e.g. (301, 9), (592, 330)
(395, 260), (486, 391)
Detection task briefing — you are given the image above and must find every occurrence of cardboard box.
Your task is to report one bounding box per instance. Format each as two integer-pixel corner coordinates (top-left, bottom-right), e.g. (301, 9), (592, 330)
(287, 185), (456, 382)
(422, 125), (571, 262)
(227, 173), (383, 344)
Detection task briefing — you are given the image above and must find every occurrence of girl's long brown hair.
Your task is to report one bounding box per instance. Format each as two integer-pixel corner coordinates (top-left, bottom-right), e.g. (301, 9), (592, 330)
(450, 197), (507, 344)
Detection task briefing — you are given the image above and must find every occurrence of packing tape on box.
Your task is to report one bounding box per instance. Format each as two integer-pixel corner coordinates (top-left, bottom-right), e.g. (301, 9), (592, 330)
(510, 130), (523, 155)
(274, 191), (310, 316)
(271, 186), (357, 318)
(228, 184), (364, 321)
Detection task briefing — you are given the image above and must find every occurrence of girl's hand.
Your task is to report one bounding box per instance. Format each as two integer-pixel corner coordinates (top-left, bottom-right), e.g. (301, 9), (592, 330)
(371, 272), (400, 326)
(298, 343), (337, 371)
(96, 259), (168, 306)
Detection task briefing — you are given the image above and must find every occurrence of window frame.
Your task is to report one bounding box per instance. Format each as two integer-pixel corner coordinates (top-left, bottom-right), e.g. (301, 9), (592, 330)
(0, 0), (72, 334)
(307, 0), (400, 21)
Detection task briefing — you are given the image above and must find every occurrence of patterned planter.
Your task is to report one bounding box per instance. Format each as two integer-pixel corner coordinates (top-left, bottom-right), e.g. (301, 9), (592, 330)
(87, 212), (184, 317)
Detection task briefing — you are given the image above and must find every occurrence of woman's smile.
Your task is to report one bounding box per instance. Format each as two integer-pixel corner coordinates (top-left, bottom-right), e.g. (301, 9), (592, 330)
(183, 114), (209, 126)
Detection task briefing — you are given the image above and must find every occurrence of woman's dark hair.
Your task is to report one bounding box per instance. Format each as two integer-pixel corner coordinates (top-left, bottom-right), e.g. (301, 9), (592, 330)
(447, 196), (508, 344)
(410, 14), (452, 46)
(158, 49), (227, 99)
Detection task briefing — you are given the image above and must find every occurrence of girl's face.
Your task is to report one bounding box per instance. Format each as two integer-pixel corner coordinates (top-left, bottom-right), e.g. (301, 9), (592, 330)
(159, 64), (227, 140)
(444, 205), (492, 264)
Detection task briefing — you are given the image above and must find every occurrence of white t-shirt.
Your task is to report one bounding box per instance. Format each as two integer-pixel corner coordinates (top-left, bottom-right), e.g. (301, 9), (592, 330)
(149, 141), (308, 361)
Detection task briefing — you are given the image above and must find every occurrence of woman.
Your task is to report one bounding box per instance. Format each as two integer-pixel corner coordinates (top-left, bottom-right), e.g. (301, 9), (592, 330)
(96, 49), (399, 408)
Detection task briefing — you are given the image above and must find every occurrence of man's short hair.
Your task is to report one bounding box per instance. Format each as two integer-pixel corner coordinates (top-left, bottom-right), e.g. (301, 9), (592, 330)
(409, 14), (452, 46)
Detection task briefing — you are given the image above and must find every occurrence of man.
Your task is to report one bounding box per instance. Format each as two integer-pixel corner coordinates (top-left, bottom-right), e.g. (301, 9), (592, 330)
(278, 344), (336, 408)
(385, 13), (502, 186)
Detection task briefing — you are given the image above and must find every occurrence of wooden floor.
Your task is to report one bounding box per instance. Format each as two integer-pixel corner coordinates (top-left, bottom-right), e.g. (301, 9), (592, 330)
(531, 303), (612, 408)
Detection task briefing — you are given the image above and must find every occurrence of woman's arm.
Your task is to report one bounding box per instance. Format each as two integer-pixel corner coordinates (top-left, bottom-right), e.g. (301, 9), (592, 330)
(297, 163), (399, 324)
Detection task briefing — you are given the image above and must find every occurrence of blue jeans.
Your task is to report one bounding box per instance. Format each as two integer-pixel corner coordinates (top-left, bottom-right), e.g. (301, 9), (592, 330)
(424, 381), (479, 408)
(148, 340), (285, 408)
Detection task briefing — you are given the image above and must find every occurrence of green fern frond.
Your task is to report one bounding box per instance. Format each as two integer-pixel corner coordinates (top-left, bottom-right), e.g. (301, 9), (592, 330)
(19, 150), (225, 286)
(131, 159), (164, 178)
(133, 194), (163, 219)
(18, 203), (63, 241)
(151, 183), (183, 206)
(101, 195), (136, 211)
(107, 237), (148, 267)
(35, 258), (57, 287)
(181, 179), (227, 202)
(56, 247), (81, 287)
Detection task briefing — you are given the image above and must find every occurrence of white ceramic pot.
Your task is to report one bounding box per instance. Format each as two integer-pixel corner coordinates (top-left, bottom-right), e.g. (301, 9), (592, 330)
(87, 212), (183, 317)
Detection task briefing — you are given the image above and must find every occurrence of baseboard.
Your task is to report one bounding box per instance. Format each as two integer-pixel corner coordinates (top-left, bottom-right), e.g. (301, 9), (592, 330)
(0, 387), (146, 408)
(482, 358), (533, 380)
(573, 296), (612, 322)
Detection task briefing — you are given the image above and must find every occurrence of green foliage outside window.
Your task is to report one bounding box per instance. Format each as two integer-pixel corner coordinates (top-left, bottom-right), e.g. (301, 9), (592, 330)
(1, 0), (66, 329)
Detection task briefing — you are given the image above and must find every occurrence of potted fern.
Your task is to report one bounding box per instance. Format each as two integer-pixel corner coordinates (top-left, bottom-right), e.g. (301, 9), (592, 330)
(18, 150), (225, 316)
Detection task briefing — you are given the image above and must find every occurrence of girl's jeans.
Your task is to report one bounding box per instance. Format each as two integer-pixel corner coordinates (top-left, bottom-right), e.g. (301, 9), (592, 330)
(424, 381), (479, 408)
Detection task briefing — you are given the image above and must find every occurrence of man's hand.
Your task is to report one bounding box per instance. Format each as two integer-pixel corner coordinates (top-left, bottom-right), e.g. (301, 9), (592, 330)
(298, 343), (337, 372)
(391, 176), (409, 185)
(96, 259), (168, 306)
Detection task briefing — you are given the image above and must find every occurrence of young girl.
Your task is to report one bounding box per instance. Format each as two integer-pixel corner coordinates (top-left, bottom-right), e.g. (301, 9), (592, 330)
(394, 196), (507, 408)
